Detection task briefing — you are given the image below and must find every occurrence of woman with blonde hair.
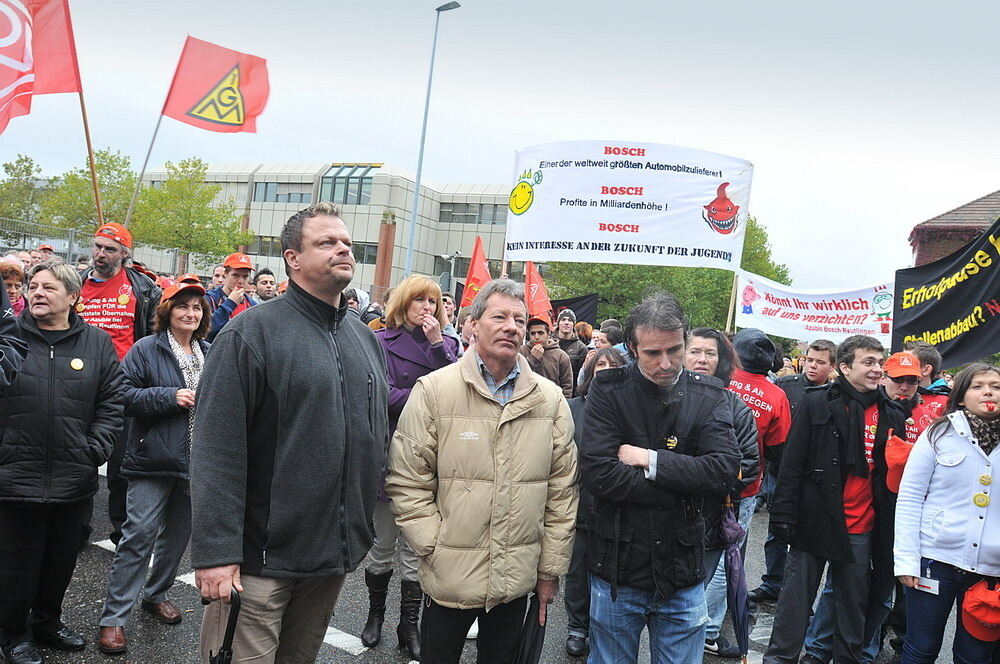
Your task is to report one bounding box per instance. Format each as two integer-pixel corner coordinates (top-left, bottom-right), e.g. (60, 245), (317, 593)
(365, 275), (459, 659)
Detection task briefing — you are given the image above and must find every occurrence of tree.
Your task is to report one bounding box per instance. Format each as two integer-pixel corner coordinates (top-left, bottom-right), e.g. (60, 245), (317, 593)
(40, 148), (136, 231)
(0, 155), (49, 224)
(131, 157), (251, 271)
(546, 216), (791, 331)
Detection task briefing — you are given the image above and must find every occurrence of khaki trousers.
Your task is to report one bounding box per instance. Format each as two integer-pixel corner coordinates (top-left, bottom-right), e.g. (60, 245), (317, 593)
(200, 573), (345, 664)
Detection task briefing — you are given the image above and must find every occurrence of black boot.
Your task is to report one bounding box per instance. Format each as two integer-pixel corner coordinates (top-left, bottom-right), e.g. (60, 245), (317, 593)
(361, 569), (392, 647)
(397, 579), (422, 660)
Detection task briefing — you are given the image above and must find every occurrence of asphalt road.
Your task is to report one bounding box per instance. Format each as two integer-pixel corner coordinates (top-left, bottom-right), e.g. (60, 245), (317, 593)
(40, 484), (958, 664)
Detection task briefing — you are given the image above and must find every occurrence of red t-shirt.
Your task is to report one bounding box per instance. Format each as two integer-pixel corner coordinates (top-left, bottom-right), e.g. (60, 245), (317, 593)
(905, 402), (934, 443)
(842, 403), (877, 534)
(920, 393), (949, 420)
(728, 369), (793, 497)
(79, 269), (137, 360)
(231, 298), (251, 318)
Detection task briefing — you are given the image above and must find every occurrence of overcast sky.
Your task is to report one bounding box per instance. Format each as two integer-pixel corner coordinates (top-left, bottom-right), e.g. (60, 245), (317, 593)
(6, 0), (1000, 288)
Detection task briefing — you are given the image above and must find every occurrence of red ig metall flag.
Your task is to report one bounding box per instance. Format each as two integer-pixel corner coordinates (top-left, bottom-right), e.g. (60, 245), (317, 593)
(460, 236), (492, 309)
(524, 260), (552, 324)
(0, 0), (82, 134)
(161, 36), (269, 133)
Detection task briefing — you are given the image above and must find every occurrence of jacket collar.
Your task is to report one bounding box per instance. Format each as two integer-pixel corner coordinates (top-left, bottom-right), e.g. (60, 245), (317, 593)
(285, 280), (349, 328)
(459, 349), (541, 405)
(18, 309), (86, 343)
(380, 326), (441, 370)
(948, 410), (974, 439)
(627, 362), (690, 405)
(153, 330), (210, 354)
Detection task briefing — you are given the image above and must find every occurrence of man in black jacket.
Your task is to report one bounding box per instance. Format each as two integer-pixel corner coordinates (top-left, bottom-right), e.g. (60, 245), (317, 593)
(0, 261), (123, 664)
(79, 222), (161, 544)
(764, 335), (906, 664)
(582, 291), (740, 664)
(191, 202), (389, 664)
(751, 338), (836, 604)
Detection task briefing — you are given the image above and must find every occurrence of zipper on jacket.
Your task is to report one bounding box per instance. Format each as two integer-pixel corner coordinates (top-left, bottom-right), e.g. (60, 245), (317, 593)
(44, 345), (55, 500)
(330, 315), (352, 568)
(367, 374), (375, 433)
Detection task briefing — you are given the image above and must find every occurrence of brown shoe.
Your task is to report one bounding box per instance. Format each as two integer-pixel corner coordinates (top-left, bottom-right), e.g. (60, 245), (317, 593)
(141, 600), (182, 624)
(98, 626), (127, 654)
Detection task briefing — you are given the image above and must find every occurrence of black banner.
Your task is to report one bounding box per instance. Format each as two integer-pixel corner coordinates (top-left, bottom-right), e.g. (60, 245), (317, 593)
(552, 293), (599, 326)
(892, 217), (1000, 367)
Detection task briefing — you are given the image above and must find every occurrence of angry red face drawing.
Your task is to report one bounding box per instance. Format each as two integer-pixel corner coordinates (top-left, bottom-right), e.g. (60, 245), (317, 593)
(703, 182), (740, 234)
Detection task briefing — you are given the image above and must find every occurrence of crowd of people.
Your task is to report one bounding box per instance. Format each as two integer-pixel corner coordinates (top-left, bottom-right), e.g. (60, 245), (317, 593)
(0, 204), (997, 664)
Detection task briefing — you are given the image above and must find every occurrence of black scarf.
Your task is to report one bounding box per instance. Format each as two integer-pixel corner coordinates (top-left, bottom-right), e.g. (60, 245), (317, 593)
(964, 408), (1000, 457)
(835, 376), (879, 479)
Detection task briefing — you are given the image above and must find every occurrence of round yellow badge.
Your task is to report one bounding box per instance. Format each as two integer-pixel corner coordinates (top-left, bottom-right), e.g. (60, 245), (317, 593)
(973, 493), (990, 508)
(980, 475), (993, 486)
(70, 358), (84, 371)
(117, 294), (130, 305)
(75, 302), (85, 313)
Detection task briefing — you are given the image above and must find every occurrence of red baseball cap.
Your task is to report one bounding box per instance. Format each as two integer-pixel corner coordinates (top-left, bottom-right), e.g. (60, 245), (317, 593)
(177, 273), (201, 284)
(883, 352), (921, 379)
(94, 222), (133, 249)
(527, 316), (551, 329)
(962, 580), (1000, 642)
(161, 282), (206, 302)
(223, 253), (253, 270)
(38, 244), (54, 251)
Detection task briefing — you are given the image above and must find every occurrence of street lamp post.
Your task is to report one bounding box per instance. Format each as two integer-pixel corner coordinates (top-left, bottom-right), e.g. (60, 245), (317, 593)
(403, 1), (461, 277)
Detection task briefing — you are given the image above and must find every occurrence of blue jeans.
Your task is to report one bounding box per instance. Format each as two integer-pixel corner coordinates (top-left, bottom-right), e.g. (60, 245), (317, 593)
(588, 575), (707, 664)
(704, 497), (754, 640)
(901, 558), (995, 664)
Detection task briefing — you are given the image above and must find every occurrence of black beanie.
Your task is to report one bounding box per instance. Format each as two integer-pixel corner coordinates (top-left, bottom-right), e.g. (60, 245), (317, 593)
(733, 328), (783, 375)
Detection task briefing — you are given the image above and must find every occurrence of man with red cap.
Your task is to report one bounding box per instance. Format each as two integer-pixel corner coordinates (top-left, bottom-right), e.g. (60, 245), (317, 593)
(205, 253), (258, 342)
(519, 315), (573, 398)
(79, 222), (161, 544)
(37, 245), (55, 262)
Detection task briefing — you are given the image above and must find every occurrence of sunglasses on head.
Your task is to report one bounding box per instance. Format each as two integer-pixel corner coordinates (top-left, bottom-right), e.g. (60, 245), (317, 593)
(889, 376), (920, 385)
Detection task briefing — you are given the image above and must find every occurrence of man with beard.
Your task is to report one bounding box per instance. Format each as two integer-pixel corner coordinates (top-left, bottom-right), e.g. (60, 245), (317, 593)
(192, 202), (389, 663)
(252, 268), (277, 302)
(79, 223), (160, 544)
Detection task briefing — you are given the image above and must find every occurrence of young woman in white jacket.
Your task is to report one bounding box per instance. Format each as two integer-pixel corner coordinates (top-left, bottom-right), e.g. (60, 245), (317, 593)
(894, 363), (1000, 664)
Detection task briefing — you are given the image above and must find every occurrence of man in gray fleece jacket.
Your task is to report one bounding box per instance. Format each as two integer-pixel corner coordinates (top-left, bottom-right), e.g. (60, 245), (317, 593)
(191, 202), (389, 664)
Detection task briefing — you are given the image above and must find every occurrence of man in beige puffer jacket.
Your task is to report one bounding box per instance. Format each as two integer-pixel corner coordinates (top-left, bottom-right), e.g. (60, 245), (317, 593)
(386, 279), (578, 664)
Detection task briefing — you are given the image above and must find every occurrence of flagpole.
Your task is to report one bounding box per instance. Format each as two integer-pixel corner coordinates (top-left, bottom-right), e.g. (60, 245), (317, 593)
(725, 270), (739, 333)
(77, 91), (104, 225)
(123, 115), (163, 226)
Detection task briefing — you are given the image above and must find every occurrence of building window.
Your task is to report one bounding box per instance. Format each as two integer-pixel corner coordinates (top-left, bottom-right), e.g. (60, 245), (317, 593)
(353, 242), (378, 265)
(248, 235), (283, 258)
(439, 202), (507, 224)
(320, 164), (377, 206)
(253, 182), (313, 204)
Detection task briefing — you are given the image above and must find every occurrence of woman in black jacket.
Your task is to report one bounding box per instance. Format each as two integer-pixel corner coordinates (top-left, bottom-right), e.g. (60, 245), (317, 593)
(563, 347), (626, 658)
(97, 283), (210, 655)
(685, 327), (760, 659)
(0, 262), (124, 664)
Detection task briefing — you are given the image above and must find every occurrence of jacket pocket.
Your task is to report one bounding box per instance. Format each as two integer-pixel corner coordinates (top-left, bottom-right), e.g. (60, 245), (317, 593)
(587, 508), (633, 580)
(674, 515), (706, 580)
(934, 453), (966, 467)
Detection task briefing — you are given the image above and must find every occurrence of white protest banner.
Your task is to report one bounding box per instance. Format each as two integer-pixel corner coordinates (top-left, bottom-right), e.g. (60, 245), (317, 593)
(503, 140), (753, 270)
(736, 271), (895, 345)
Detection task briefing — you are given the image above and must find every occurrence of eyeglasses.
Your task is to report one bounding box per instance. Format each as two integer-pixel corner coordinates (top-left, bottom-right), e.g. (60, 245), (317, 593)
(889, 376), (920, 385)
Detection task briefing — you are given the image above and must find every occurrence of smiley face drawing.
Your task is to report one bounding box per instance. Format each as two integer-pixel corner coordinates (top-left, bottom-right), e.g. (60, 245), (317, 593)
(509, 181), (534, 215)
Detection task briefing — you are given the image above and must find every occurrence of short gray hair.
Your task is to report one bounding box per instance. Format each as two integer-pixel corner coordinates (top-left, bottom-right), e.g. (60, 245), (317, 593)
(29, 260), (82, 296)
(466, 279), (526, 320)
